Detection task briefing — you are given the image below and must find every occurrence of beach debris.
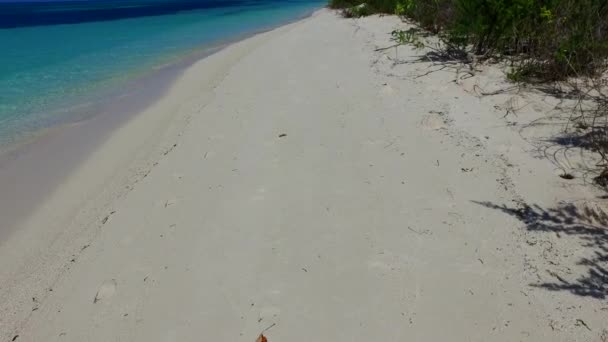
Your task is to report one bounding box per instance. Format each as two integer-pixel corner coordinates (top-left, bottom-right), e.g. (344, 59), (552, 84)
(384, 139), (396, 149)
(278, 133), (287, 138)
(101, 211), (116, 225)
(408, 226), (432, 235)
(256, 323), (276, 342)
(559, 173), (574, 180)
(256, 334), (268, 342)
(164, 198), (177, 208)
(408, 227), (422, 234)
(575, 318), (591, 331)
(163, 143), (178, 156)
(93, 279), (117, 304)
(12, 335), (19, 341)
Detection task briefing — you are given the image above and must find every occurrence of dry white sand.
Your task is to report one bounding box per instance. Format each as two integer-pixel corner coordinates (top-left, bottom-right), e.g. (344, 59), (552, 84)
(1, 9), (607, 342)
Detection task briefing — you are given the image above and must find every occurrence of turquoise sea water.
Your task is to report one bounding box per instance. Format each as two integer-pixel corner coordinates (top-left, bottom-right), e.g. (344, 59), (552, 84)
(0, 0), (325, 146)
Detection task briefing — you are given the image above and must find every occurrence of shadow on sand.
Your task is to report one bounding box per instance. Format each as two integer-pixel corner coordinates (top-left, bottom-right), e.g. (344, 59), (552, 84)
(474, 200), (608, 299)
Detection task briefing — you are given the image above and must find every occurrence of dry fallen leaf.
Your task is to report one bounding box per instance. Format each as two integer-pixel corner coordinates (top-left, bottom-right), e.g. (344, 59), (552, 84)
(256, 322), (275, 341)
(256, 334), (267, 342)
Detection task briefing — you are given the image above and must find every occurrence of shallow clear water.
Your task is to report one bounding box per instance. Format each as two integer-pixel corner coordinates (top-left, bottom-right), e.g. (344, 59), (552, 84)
(0, 0), (325, 146)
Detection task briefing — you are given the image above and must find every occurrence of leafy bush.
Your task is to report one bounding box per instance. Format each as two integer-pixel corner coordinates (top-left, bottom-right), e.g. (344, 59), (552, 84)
(328, 0), (398, 15)
(449, 0), (608, 80)
(395, 0), (453, 32)
(333, 0), (608, 80)
(328, 0), (364, 9)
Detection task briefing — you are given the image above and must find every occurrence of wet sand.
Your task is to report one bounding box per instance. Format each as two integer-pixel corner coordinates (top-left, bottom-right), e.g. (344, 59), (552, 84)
(0, 27), (286, 239)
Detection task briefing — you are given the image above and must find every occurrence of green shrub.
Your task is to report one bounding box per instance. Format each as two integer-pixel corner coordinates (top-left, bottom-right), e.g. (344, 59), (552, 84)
(328, 0), (399, 14)
(395, 0), (453, 32)
(461, 0), (606, 79)
(347, 0), (608, 81)
(344, 3), (375, 17)
(331, 0), (608, 80)
(328, 0), (364, 9)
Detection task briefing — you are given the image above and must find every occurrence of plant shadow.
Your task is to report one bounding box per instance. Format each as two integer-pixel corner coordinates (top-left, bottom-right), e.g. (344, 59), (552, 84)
(474, 200), (608, 299)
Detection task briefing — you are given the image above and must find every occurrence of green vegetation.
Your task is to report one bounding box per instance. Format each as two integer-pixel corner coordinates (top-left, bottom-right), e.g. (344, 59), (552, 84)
(329, 0), (397, 14)
(329, 0), (608, 80)
(329, 0), (608, 186)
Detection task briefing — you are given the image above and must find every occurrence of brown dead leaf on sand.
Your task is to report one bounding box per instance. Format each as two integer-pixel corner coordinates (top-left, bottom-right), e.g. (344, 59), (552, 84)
(256, 323), (276, 342)
(256, 334), (268, 342)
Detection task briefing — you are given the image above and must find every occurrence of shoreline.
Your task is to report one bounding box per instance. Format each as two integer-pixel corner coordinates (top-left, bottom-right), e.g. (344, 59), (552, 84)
(2, 8), (606, 342)
(0, 8), (322, 240)
(0, 12), (325, 339)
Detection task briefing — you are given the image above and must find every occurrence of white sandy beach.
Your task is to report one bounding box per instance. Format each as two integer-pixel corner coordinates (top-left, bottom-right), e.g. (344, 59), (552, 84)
(1, 9), (607, 341)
